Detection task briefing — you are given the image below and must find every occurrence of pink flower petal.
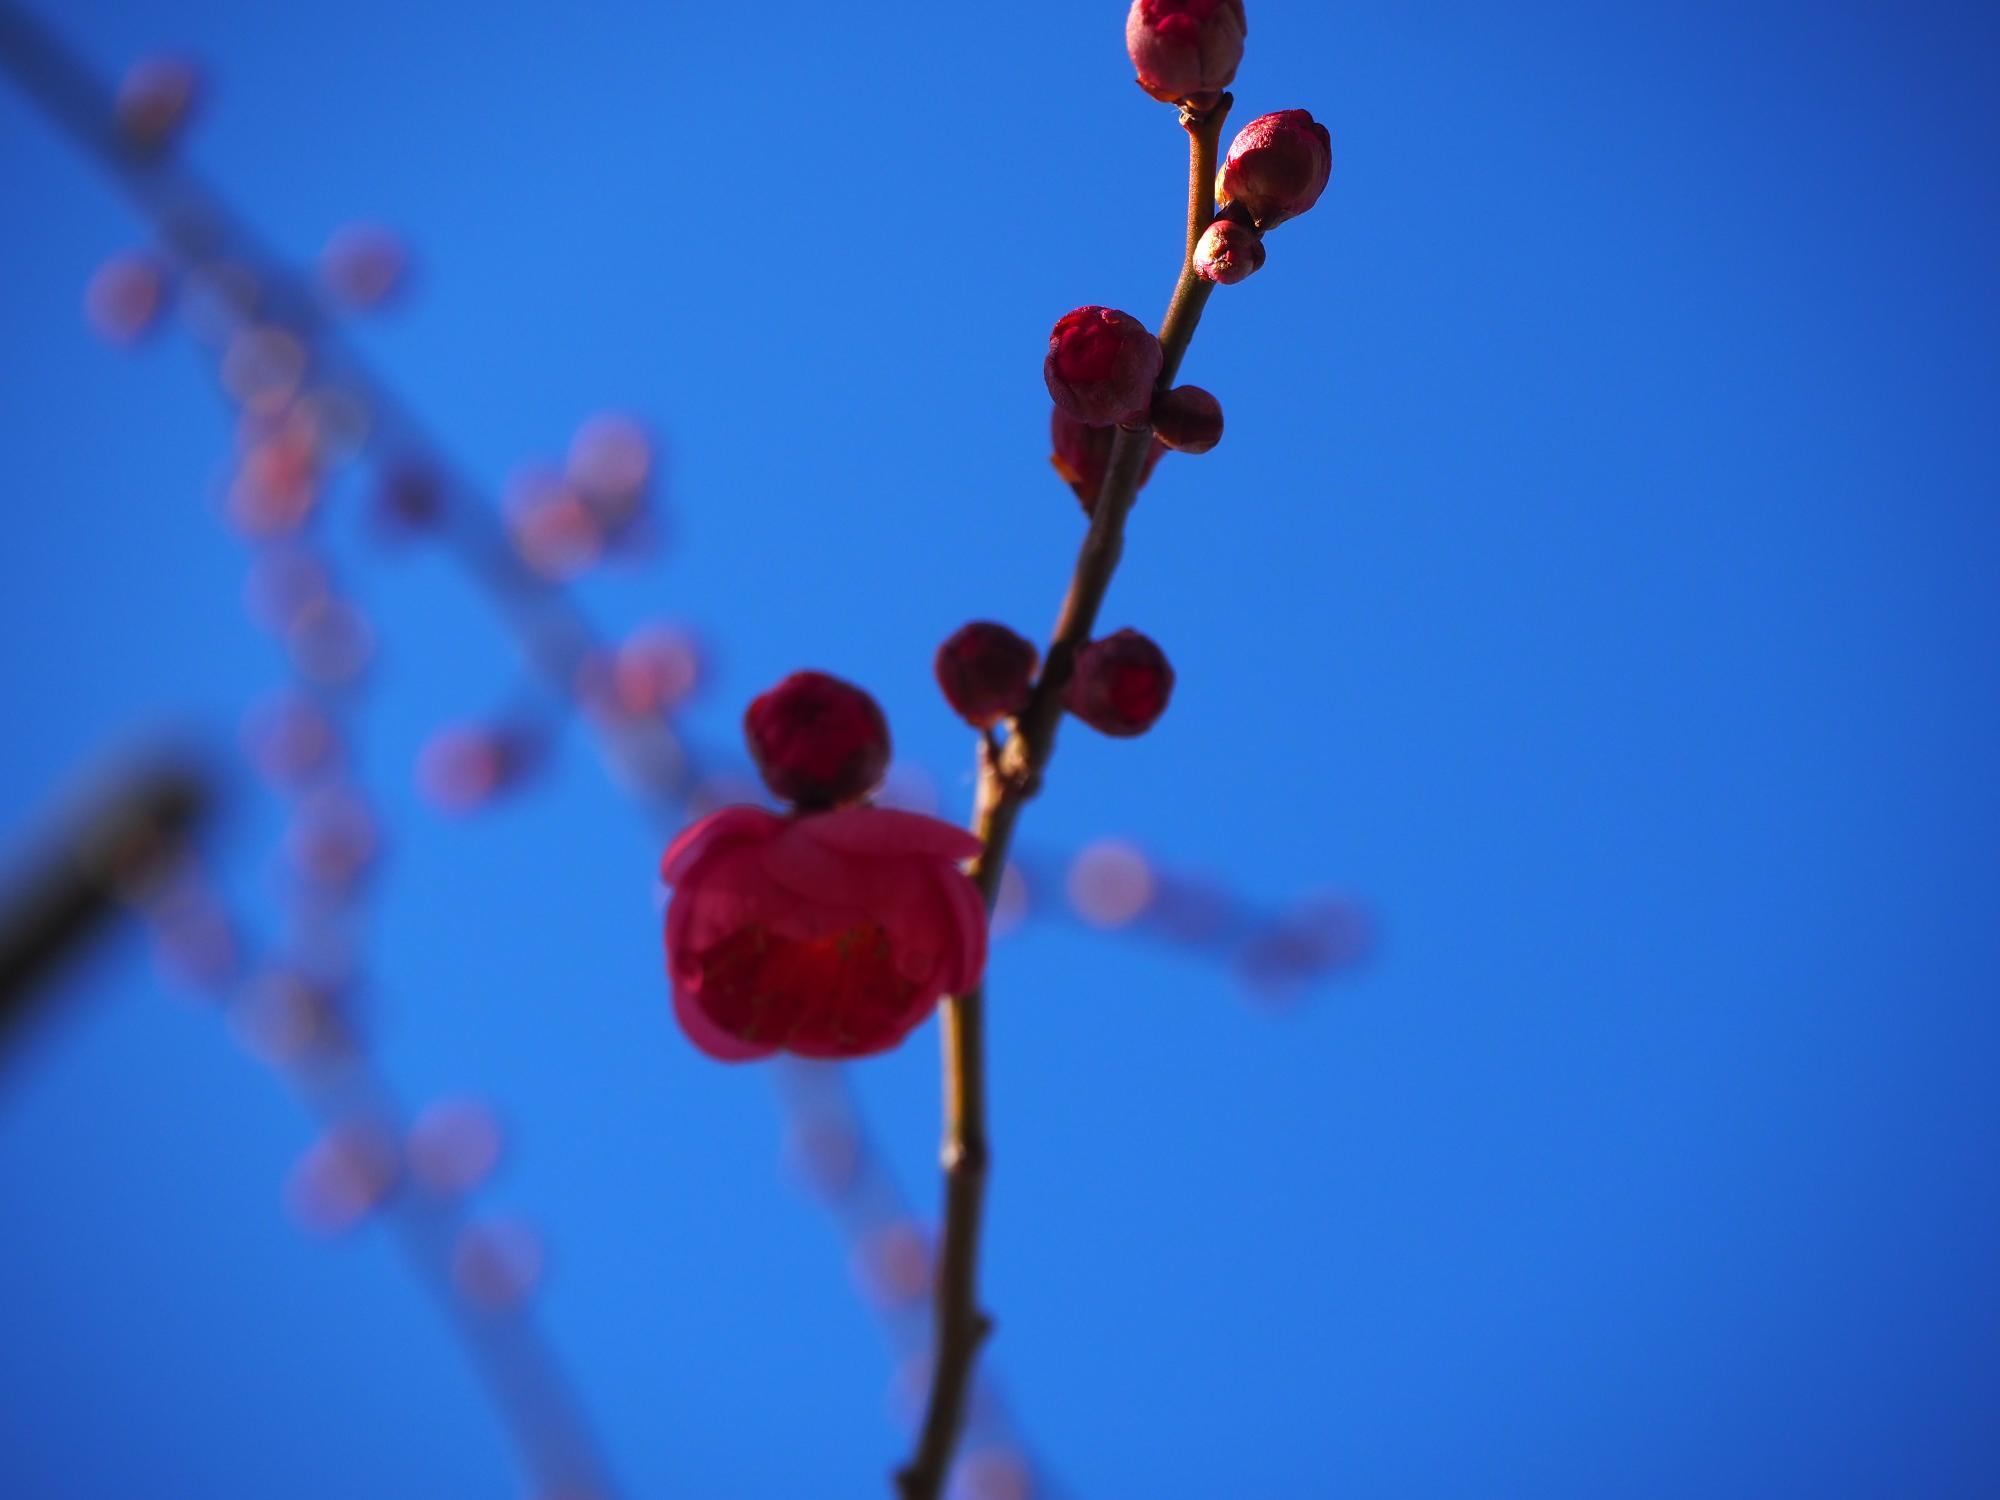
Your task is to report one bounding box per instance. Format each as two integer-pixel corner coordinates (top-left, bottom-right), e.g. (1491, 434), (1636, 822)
(675, 843), (793, 951)
(760, 820), (909, 913)
(797, 805), (984, 863)
(660, 804), (781, 885)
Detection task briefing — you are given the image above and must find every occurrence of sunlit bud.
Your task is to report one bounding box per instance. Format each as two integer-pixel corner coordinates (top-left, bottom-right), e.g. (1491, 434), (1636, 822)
(1192, 217), (1265, 284)
(935, 622), (1038, 729)
(1125, 0), (1246, 108)
(1063, 629), (1175, 738)
(1217, 109), (1332, 229)
(1044, 306), (1162, 428)
(1150, 385), (1223, 454)
(743, 671), (891, 810)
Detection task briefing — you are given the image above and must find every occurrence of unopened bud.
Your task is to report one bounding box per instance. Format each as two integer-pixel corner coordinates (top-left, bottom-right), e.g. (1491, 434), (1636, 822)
(1125, 0), (1247, 108)
(1193, 217), (1266, 284)
(744, 671), (891, 809)
(1044, 307), (1162, 428)
(936, 623), (1039, 729)
(1217, 109), (1332, 229)
(1064, 629), (1175, 738)
(1150, 386), (1223, 454)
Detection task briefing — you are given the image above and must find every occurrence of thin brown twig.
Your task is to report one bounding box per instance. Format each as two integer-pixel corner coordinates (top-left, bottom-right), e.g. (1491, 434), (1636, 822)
(895, 92), (1233, 1500)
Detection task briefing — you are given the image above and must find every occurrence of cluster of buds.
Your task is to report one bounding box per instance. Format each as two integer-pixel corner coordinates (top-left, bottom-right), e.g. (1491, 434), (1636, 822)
(1195, 108), (1332, 286)
(662, 2), (1338, 1069)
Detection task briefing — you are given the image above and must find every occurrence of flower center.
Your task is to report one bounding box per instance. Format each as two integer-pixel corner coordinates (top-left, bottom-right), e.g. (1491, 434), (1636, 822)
(697, 920), (922, 1054)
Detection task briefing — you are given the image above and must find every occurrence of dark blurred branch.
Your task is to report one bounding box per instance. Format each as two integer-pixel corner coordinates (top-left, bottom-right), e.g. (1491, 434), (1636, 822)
(0, 758), (211, 1044)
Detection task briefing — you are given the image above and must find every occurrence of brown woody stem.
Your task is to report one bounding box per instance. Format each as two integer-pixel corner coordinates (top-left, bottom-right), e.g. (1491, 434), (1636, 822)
(894, 92), (1233, 1500)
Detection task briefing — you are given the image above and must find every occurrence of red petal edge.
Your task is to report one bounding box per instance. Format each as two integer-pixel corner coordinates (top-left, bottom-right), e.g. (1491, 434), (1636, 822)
(799, 805), (984, 862)
(660, 805), (782, 885)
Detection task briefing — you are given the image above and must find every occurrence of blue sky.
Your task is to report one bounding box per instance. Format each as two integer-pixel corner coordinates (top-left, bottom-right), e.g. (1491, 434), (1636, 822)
(2, 2), (1998, 1496)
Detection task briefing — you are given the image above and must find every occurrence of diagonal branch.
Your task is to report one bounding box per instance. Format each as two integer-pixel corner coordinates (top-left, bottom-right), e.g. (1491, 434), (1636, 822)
(895, 92), (1233, 1500)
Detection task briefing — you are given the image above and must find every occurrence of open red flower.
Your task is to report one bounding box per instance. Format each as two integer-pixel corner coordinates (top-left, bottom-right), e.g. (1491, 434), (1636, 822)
(661, 805), (987, 1062)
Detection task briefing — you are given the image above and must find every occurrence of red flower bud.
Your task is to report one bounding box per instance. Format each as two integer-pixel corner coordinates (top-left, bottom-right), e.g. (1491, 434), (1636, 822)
(1125, 0), (1247, 107)
(1217, 109), (1332, 229)
(1045, 307), (1163, 428)
(1064, 629), (1175, 738)
(1150, 385), (1223, 454)
(744, 671), (891, 810)
(935, 622), (1039, 729)
(1050, 407), (1168, 516)
(1193, 217), (1266, 284)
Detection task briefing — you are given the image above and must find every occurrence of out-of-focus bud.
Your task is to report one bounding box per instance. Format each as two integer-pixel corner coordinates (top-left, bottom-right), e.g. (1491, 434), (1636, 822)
(285, 1119), (398, 1235)
(566, 413), (656, 541)
(1125, 0), (1247, 107)
(1044, 307), (1162, 428)
(83, 254), (168, 344)
(320, 222), (410, 310)
(451, 1219), (546, 1310)
(1217, 109), (1332, 229)
(416, 724), (538, 814)
(505, 466), (602, 579)
(1150, 385), (1223, 454)
(286, 788), (379, 890)
(407, 1098), (505, 1196)
(1064, 629), (1175, 738)
(935, 622), (1039, 729)
(114, 56), (201, 151)
(744, 671), (892, 810)
(606, 625), (705, 719)
(1051, 408), (1167, 516)
(1193, 217), (1266, 284)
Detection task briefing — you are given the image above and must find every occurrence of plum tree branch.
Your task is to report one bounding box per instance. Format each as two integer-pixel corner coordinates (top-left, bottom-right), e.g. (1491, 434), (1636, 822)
(895, 92), (1233, 1500)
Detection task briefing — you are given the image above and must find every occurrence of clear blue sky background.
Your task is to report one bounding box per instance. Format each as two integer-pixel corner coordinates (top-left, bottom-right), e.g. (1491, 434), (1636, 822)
(3, 1), (1998, 1496)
